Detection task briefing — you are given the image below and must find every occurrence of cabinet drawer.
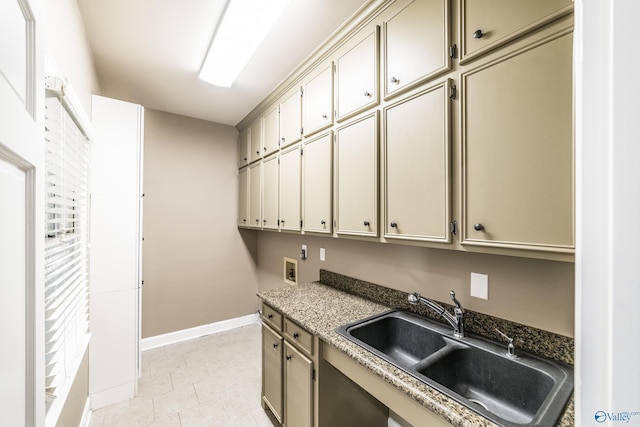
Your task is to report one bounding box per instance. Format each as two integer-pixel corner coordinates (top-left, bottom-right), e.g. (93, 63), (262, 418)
(284, 318), (313, 355)
(262, 303), (283, 331)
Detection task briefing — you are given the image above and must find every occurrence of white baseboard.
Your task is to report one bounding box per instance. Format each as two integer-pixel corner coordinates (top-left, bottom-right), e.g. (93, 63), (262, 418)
(90, 382), (135, 410)
(141, 312), (260, 351)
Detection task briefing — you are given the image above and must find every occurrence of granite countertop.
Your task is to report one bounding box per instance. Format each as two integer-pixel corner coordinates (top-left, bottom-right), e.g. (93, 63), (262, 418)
(257, 280), (574, 427)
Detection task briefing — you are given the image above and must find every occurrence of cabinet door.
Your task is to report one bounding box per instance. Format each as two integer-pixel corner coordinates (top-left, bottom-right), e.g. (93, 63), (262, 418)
(384, 0), (450, 98)
(459, 0), (573, 63)
(248, 162), (262, 229)
(335, 26), (379, 121)
(461, 32), (574, 251)
(384, 81), (451, 242)
(249, 119), (263, 163)
(284, 341), (313, 427)
(238, 128), (249, 168)
(262, 154), (279, 230)
(303, 63), (333, 137)
(262, 324), (283, 423)
(336, 113), (378, 237)
(279, 145), (301, 231)
(263, 104), (280, 156)
(237, 167), (249, 227)
(280, 88), (302, 148)
(302, 132), (332, 234)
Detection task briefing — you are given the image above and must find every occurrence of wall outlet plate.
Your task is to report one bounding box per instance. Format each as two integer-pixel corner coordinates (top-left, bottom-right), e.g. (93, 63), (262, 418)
(470, 272), (489, 299)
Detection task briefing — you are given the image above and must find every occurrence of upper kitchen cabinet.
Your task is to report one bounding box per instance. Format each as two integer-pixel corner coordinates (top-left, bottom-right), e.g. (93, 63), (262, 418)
(263, 103), (280, 156)
(302, 132), (333, 234)
(279, 144), (302, 232)
(280, 87), (302, 149)
(458, 0), (573, 64)
(335, 112), (378, 237)
(249, 161), (262, 229)
(384, 80), (451, 242)
(302, 62), (333, 137)
(335, 26), (380, 122)
(262, 154), (279, 230)
(249, 118), (263, 163)
(383, 0), (451, 99)
(238, 128), (249, 168)
(237, 167), (249, 227)
(460, 24), (574, 253)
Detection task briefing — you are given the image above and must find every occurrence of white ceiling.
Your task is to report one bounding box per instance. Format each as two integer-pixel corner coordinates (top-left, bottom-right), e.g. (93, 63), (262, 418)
(76, 0), (370, 126)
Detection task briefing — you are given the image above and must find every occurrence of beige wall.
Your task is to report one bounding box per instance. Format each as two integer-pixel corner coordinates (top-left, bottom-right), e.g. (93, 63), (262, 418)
(256, 232), (574, 337)
(142, 109), (259, 338)
(44, 0), (102, 114)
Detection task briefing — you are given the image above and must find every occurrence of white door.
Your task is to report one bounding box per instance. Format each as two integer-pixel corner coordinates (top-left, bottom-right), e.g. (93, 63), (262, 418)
(0, 0), (43, 426)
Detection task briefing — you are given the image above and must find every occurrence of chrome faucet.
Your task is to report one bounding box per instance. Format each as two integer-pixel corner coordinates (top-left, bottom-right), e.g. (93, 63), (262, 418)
(408, 290), (465, 338)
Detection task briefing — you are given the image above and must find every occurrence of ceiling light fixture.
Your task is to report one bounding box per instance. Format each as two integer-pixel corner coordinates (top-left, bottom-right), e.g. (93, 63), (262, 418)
(199, 0), (292, 88)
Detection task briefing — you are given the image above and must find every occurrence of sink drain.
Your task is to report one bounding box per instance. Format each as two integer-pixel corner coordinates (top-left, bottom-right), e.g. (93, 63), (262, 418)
(468, 398), (489, 411)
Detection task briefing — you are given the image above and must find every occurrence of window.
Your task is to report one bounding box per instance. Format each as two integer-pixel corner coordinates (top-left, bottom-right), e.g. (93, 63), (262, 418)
(43, 76), (92, 417)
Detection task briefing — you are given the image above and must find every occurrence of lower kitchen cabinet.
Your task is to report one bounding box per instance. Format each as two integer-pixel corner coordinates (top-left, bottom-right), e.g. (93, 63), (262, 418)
(262, 324), (284, 422)
(261, 304), (315, 427)
(285, 341), (314, 427)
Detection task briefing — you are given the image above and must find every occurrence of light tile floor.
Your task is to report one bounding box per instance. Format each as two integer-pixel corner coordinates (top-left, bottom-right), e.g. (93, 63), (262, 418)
(89, 323), (279, 427)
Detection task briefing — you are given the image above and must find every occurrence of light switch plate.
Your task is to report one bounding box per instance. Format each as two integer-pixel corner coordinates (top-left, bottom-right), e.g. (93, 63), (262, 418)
(320, 247), (325, 261)
(470, 272), (489, 299)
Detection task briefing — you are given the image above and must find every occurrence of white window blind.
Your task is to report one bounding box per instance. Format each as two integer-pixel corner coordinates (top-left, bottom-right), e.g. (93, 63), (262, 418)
(43, 76), (92, 414)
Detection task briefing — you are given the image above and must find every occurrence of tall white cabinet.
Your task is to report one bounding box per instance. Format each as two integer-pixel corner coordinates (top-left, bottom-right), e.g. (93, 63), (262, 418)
(89, 95), (144, 408)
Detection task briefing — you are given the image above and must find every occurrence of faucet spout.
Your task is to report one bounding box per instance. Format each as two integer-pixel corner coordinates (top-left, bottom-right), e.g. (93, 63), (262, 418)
(408, 291), (464, 338)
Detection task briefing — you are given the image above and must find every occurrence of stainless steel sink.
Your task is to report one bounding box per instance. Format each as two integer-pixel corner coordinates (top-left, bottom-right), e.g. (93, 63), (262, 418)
(336, 310), (573, 427)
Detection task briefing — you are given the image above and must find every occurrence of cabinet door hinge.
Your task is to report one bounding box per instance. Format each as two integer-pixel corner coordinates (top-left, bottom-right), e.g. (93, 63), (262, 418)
(450, 220), (458, 236)
(312, 368), (316, 381)
(449, 44), (457, 59)
(300, 219), (303, 227)
(300, 127), (304, 136)
(300, 148), (304, 155)
(449, 85), (457, 100)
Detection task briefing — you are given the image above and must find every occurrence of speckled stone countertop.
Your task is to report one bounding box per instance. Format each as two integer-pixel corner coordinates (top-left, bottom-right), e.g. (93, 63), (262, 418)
(257, 271), (574, 427)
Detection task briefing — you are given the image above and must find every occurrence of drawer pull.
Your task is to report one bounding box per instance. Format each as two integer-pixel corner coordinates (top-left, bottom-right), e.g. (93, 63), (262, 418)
(268, 314), (273, 319)
(286, 355), (292, 361)
(473, 29), (484, 39)
(273, 343), (279, 348)
(293, 333), (299, 339)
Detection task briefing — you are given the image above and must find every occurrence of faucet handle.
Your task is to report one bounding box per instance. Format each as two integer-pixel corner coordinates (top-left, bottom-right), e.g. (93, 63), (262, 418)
(408, 292), (421, 304)
(449, 290), (463, 311)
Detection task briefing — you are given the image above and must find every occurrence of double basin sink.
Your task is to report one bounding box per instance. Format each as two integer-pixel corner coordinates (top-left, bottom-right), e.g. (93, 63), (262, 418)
(336, 310), (573, 426)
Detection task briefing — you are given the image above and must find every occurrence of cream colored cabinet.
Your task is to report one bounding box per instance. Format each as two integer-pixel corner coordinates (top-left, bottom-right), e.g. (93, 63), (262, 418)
(263, 104), (280, 156)
(459, 0), (573, 64)
(302, 132), (332, 234)
(248, 162), (262, 229)
(249, 119), (263, 163)
(238, 128), (249, 168)
(279, 144), (301, 231)
(237, 167), (249, 227)
(280, 88), (302, 148)
(303, 63), (333, 137)
(335, 26), (379, 122)
(384, 80), (451, 242)
(336, 113), (378, 237)
(263, 154), (279, 230)
(383, 0), (450, 98)
(263, 324), (284, 423)
(460, 30), (574, 252)
(284, 341), (313, 427)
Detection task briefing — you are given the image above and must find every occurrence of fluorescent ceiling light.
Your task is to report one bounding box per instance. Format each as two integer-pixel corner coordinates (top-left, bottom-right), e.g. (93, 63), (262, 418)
(199, 0), (292, 87)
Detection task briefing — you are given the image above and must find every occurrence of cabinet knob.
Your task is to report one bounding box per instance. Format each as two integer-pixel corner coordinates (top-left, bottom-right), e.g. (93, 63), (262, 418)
(321, 114), (328, 119)
(390, 222), (398, 228)
(474, 223), (484, 231)
(263, 219), (266, 223)
(390, 76), (399, 84)
(293, 332), (299, 339)
(243, 157), (247, 161)
(281, 137), (285, 144)
(268, 314), (273, 319)
(364, 221), (370, 227)
(242, 219), (246, 223)
(473, 29), (484, 39)
(281, 219), (285, 224)
(263, 147), (266, 151)
(255, 219), (259, 224)
(321, 220), (326, 225)
(286, 355), (292, 361)
(273, 343), (278, 348)
(363, 91), (372, 98)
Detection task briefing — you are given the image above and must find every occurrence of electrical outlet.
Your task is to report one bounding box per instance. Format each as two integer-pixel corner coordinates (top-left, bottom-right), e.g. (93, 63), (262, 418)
(470, 272), (489, 299)
(300, 244), (307, 260)
(320, 247), (325, 261)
